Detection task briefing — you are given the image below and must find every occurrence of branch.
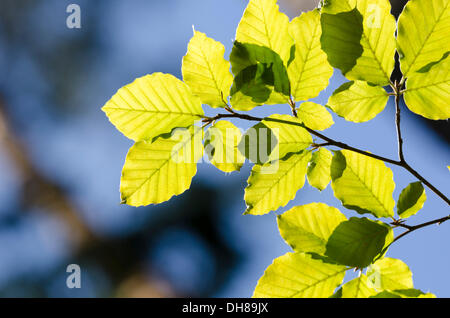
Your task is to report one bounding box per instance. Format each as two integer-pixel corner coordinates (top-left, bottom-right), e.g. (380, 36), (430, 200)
(312, 142), (332, 149)
(204, 112), (401, 164)
(202, 110), (450, 205)
(393, 215), (450, 243)
(401, 162), (450, 205)
(394, 80), (405, 163)
(391, 80), (450, 205)
(288, 96), (298, 117)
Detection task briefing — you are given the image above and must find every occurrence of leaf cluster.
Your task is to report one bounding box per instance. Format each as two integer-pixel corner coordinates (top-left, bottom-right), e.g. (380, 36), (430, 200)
(102, 0), (449, 297)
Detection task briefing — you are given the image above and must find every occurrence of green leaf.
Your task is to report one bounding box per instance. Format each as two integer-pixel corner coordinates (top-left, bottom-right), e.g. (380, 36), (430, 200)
(397, 0), (450, 77)
(230, 64), (275, 110)
(102, 73), (204, 142)
(325, 217), (394, 268)
(397, 182), (426, 219)
(277, 203), (347, 254)
(288, 9), (333, 102)
(307, 148), (333, 191)
(403, 55), (450, 120)
(371, 289), (436, 298)
(395, 289), (436, 298)
(244, 150), (312, 215)
(238, 122), (278, 165)
(238, 115), (311, 165)
(236, 0), (293, 64)
(204, 121), (244, 173)
(253, 252), (347, 298)
(326, 81), (389, 123)
(230, 42), (291, 110)
(182, 30), (233, 108)
(262, 114), (312, 161)
(369, 290), (401, 298)
(320, 4), (362, 76)
(297, 102), (334, 130)
(321, 0), (396, 85)
(329, 287), (343, 298)
(341, 275), (377, 298)
(120, 127), (203, 207)
(330, 150), (395, 218)
(367, 258), (413, 290)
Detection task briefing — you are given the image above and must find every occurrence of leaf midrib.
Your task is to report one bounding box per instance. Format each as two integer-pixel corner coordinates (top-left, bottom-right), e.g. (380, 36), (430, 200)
(340, 157), (392, 216)
(247, 151), (309, 212)
(103, 106), (203, 117)
(124, 131), (201, 202)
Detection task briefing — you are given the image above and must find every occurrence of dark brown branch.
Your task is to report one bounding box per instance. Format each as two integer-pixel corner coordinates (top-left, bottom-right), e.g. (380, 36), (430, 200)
(401, 162), (450, 205)
(202, 110), (450, 205)
(391, 80), (450, 205)
(394, 80), (405, 163)
(204, 112), (402, 165)
(288, 96), (298, 117)
(312, 142), (332, 149)
(394, 215), (450, 243)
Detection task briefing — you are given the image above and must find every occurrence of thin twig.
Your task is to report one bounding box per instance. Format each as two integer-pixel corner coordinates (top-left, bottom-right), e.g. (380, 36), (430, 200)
(384, 78), (450, 240)
(202, 110), (450, 205)
(312, 142), (332, 149)
(288, 96), (297, 117)
(394, 215), (450, 243)
(394, 80), (405, 163)
(206, 112), (402, 165)
(391, 79), (450, 205)
(402, 162), (450, 205)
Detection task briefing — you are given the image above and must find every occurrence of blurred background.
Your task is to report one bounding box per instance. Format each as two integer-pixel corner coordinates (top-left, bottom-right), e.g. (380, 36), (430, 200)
(0, 0), (448, 297)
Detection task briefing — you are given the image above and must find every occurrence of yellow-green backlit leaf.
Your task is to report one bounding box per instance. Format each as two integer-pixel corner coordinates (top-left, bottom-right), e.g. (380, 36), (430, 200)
(330, 150), (395, 218)
(262, 114), (312, 161)
(245, 150), (312, 215)
(307, 148), (333, 191)
(102, 73), (204, 142)
(182, 30), (233, 108)
(321, 0), (357, 14)
(236, 0), (293, 64)
(327, 81), (389, 123)
(253, 252), (346, 298)
(397, 182), (426, 219)
(288, 9), (333, 101)
(397, 0), (450, 77)
(404, 55), (450, 120)
(367, 258), (414, 290)
(321, 0), (396, 85)
(277, 203), (347, 254)
(120, 127), (203, 207)
(204, 121), (244, 173)
(297, 102), (334, 130)
(341, 275), (377, 298)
